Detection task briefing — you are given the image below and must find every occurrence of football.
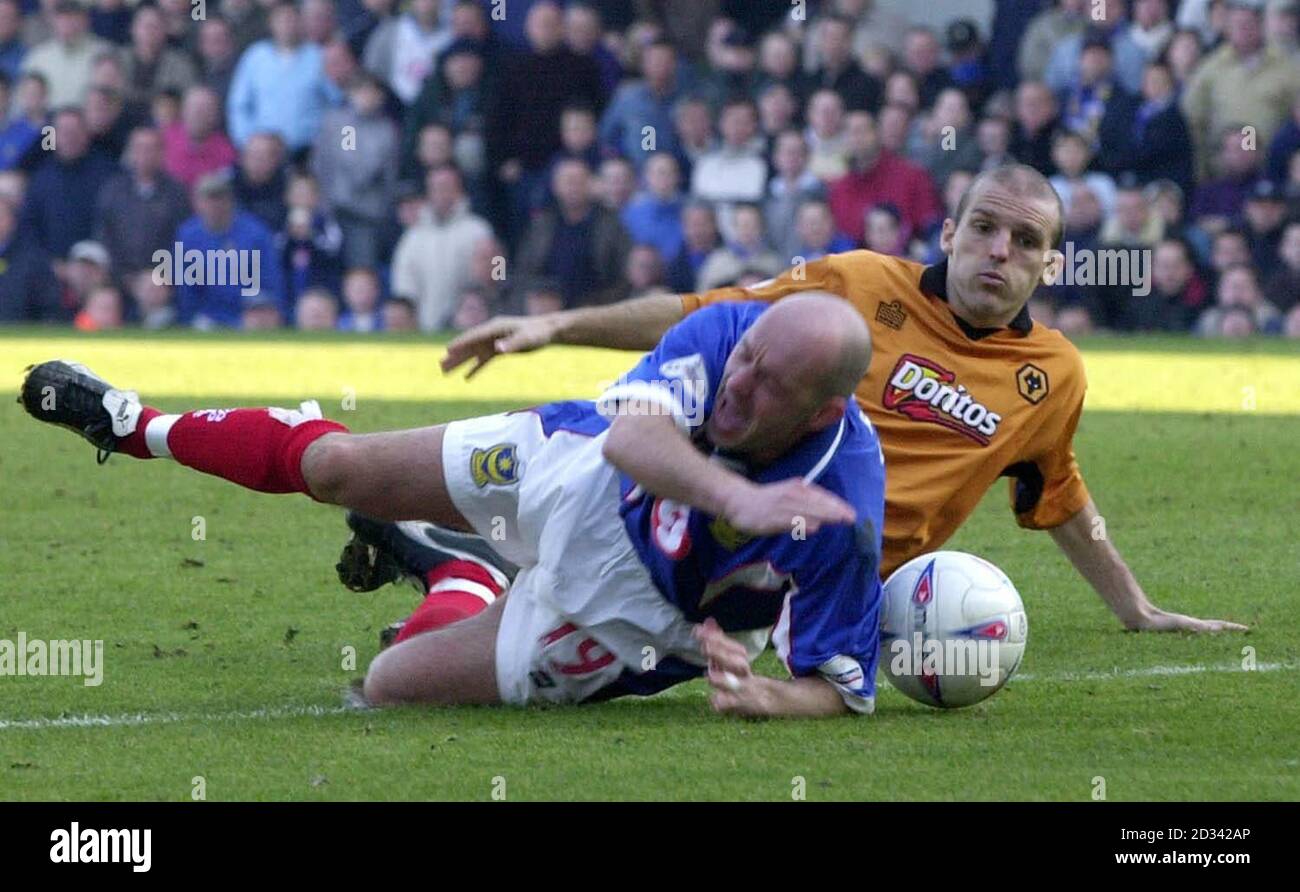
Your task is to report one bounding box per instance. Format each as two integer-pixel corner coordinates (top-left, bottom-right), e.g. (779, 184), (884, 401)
(880, 551), (1028, 709)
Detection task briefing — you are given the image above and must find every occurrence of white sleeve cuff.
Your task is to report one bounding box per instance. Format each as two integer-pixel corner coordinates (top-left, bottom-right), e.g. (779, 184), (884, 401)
(596, 380), (692, 434)
(817, 655), (876, 716)
(828, 685), (876, 715)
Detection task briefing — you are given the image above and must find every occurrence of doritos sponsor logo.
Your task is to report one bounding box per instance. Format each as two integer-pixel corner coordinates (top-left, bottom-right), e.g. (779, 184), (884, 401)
(470, 443), (520, 487)
(882, 354), (1002, 446)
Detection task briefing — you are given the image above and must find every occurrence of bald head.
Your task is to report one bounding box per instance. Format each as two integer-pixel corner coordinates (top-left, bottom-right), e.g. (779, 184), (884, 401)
(753, 292), (871, 401)
(707, 292), (871, 463)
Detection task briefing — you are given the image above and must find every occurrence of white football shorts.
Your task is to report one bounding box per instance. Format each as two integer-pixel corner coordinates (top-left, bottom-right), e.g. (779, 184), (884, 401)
(442, 411), (763, 705)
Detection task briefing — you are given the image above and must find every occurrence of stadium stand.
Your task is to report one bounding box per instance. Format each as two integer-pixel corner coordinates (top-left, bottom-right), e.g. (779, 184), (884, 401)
(0, 0), (1297, 338)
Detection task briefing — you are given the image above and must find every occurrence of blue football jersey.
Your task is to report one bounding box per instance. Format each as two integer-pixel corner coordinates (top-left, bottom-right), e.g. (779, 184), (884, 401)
(533, 302), (886, 712)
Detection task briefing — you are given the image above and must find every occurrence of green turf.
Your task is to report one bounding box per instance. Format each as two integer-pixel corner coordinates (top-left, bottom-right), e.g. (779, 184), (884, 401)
(1, 346), (1297, 801)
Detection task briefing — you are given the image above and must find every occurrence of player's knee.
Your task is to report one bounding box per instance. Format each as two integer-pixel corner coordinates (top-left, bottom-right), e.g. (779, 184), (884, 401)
(301, 433), (359, 505)
(362, 653), (400, 705)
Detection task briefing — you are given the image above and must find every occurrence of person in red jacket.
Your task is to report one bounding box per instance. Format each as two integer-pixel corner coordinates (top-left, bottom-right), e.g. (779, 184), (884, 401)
(827, 109), (942, 246)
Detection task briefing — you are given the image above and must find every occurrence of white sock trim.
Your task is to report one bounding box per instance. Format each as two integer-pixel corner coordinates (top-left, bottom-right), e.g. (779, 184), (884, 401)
(144, 414), (182, 458)
(427, 577), (498, 606)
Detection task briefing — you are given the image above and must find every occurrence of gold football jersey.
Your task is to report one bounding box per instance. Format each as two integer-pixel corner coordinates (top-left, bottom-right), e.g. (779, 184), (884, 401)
(682, 250), (1091, 575)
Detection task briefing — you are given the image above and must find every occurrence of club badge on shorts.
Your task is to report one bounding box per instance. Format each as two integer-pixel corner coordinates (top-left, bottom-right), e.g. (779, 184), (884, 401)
(471, 443), (520, 487)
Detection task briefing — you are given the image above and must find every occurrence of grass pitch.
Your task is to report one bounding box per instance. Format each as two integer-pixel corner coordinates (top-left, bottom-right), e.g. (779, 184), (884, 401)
(0, 331), (1297, 801)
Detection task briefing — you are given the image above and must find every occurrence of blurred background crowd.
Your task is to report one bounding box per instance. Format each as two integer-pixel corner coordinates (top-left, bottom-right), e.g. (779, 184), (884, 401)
(0, 0), (1297, 338)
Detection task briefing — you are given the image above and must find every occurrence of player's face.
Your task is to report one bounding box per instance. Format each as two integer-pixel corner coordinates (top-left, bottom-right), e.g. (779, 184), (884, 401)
(707, 331), (819, 461)
(942, 183), (1060, 328)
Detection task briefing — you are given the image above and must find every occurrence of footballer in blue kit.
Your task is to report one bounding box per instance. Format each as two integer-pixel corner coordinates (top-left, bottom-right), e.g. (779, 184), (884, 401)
(423, 295), (885, 715)
(20, 292), (882, 717)
(517, 301), (887, 710)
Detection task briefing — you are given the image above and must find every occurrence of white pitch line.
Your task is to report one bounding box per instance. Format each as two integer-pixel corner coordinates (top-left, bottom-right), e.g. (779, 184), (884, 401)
(1011, 661), (1293, 683)
(0, 663), (1294, 731)
(0, 703), (355, 732)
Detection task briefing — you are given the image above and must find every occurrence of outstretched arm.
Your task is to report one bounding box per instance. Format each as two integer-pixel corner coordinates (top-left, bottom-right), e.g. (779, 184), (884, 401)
(441, 292), (685, 378)
(601, 413), (855, 538)
(1049, 499), (1247, 632)
(443, 255), (851, 378)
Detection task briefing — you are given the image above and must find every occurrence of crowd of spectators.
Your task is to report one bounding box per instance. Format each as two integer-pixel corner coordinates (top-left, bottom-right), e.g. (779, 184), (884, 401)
(0, 0), (1298, 338)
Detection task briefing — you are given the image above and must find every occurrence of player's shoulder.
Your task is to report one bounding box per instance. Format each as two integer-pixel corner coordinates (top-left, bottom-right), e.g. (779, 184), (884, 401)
(797, 408), (885, 523)
(1025, 322), (1085, 372)
(691, 299), (767, 326)
(823, 250), (942, 318)
(1019, 320), (1088, 398)
(823, 248), (927, 285)
(758, 404), (881, 500)
(835, 411), (885, 499)
(839, 400), (883, 455)
(662, 302), (762, 392)
(677, 300), (765, 343)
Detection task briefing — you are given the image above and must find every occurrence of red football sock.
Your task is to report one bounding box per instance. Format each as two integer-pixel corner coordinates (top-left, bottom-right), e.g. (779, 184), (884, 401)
(393, 591), (491, 642)
(126, 406), (348, 498)
(117, 407), (162, 459)
(393, 559), (504, 643)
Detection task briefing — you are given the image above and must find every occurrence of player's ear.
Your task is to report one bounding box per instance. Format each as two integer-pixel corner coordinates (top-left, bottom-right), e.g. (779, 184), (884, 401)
(808, 395), (847, 432)
(938, 218), (956, 255)
(1040, 248), (1064, 286)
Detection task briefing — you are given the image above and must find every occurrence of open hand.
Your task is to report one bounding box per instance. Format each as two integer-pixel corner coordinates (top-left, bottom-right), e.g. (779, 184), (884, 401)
(1127, 608), (1248, 633)
(441, 315), (560, 378)
(721, 478), (855, 538)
